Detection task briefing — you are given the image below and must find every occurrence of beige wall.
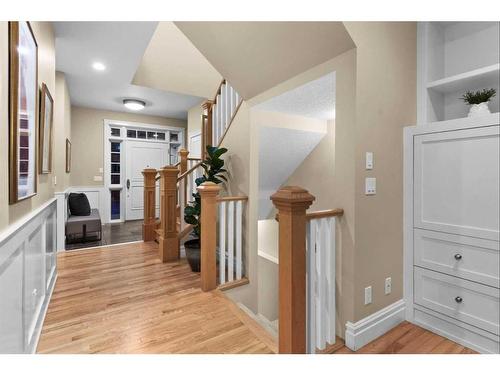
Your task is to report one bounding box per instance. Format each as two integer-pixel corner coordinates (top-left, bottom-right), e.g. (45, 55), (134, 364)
(250, 49), (358, 334)
(344, 22), (417, 321)
(70, 106), (187, 187)
(225, 22), (416, 332)
(0, 22), (58, 231)
(54, 72), (72, 191)
(262, 23), (416, 325)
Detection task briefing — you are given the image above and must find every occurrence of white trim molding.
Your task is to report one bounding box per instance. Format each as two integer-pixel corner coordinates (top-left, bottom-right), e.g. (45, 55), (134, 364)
(345, 300), (406, 351)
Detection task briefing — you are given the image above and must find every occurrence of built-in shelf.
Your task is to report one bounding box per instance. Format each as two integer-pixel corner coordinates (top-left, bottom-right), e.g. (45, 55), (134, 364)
(427, 63), (500, 94)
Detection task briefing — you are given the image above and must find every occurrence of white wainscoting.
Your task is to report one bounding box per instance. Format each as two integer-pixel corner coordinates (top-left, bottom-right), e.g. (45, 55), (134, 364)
(0, 198), (58, 353)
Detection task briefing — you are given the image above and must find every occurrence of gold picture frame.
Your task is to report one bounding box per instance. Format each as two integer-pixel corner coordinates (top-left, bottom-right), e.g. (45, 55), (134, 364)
(66, 139), (72, 173)
(9, 21), (39, 204)
(39, 83), (54, 174)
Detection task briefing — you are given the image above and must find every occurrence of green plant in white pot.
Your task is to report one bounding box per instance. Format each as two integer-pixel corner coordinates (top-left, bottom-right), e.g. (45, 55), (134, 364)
(461, 88), (496, 117)
(183, 145), (228, 272)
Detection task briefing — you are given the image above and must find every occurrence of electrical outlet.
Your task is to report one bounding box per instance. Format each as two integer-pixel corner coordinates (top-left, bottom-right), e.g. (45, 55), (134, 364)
(365, 177), (376, 195)
(385, 277), (392, 295)
(364, 286), (372, 305)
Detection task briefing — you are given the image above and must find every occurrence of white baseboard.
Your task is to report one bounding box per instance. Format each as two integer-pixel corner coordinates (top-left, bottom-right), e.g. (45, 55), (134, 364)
(345, 299), (406, 351)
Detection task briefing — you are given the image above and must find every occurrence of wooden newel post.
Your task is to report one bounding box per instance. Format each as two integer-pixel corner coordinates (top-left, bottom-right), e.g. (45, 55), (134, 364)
(158, 166), (180, 262)
(197, 181), (221, 292)
(142, 168), (158, 242)
(179, 148), (189, 174)
(271, 186), (315, 354)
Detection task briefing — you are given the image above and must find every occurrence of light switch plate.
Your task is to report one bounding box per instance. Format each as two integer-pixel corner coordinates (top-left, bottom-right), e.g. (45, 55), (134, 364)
(365, 286), (372, 305)
(366, 152), (373, 170)
(365, 177), (376, 195)
(99, 167), (103, 173)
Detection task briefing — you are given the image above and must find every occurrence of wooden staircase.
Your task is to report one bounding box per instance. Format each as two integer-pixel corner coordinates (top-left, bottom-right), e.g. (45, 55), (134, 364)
(142, 77), (247, 287)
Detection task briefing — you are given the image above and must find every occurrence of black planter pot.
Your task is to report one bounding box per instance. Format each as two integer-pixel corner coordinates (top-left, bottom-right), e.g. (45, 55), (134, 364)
(184, 238), (201, 272)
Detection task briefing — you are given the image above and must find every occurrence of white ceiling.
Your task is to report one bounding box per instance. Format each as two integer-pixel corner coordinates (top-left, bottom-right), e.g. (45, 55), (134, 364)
(254, 73), (336, 120)
(53, 22), (204, 119)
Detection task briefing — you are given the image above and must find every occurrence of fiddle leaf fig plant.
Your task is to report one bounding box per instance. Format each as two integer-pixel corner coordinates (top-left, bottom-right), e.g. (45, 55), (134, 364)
(184, 146), (228, 237)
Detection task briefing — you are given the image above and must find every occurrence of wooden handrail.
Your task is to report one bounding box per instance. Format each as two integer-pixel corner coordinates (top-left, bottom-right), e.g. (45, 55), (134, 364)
(188, 157), (201, 161)
(216, 196), (248, 202)
(307, 208), (343, 220)
(212, 78), (226, 103)
(275, 208), (344, 222)
(177, 161), (203, 182)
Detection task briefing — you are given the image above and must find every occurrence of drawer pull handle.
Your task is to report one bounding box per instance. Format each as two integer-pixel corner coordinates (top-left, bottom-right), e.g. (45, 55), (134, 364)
(454, 254), (462, 260)
(455, 296), (463, 303)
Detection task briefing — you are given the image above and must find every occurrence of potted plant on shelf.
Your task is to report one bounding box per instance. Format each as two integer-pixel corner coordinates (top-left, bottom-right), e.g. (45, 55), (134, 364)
(183, 146), (228, 272)
(461, 88), (496, 117)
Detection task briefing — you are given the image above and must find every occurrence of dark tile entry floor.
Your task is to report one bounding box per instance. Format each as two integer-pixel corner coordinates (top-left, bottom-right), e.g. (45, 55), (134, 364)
(65, 220), (143, 251)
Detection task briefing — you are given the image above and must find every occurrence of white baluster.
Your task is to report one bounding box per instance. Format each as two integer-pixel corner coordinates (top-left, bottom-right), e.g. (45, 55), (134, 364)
(235, 200), (243, 279)
(220, 87), (226, 143)
(212, 103), (216, 146)
(228, 84), (234, 118)
(179, 179), (185, 230)
(215, 95), (221, 145)
(219, 202), (226, 285)
(227, 201), (234, 282)
(224, 83), (230, 130)
(327, 217), (336, 344)
(306, 220), (317, 354)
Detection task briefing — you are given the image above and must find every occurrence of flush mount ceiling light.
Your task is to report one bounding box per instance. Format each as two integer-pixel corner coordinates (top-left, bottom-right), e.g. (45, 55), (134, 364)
(92, 62), (106, 71)
(123, 99), (146, 111)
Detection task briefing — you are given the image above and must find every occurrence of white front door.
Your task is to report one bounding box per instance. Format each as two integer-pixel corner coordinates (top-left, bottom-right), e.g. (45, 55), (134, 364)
(125, 140), (168, 221)
(189, 132), (202, 158)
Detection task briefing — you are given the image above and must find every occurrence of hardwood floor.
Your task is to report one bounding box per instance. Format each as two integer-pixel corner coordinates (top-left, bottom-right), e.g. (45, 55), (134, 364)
(37, 241), (276, 354)
(38, 241), (476, 354)
(329, 321), (477, 354)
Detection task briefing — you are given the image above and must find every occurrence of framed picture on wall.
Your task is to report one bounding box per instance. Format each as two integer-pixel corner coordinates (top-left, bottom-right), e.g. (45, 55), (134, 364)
(9, 21), (38, 204)
(39, 83), (54, 174)
(66, 139), (71, 173)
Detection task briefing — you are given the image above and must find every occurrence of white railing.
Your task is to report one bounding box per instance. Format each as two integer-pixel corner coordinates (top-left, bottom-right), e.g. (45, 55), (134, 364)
(306, 216), (336, 353)
(212, 81), (241, 147)
(217, 197), (246, 286)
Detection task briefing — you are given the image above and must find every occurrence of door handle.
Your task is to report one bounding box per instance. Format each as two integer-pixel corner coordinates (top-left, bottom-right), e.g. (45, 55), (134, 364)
(127, 179), (130, 189)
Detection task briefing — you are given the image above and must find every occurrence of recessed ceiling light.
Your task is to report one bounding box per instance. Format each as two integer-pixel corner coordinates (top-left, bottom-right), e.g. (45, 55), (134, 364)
(92, 62), (106, 71)
(123, 99), (146, 111)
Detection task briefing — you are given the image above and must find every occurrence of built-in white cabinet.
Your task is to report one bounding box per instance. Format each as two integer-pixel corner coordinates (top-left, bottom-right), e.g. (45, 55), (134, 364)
(413, 126), (499, 241)
(405, 116), (500, 353)
(0, 199), (58, 353)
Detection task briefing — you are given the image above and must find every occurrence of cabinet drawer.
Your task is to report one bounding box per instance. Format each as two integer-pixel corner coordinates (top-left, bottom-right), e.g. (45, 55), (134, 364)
(414, 267), (499, 335)
(414, 229), (500, 287)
